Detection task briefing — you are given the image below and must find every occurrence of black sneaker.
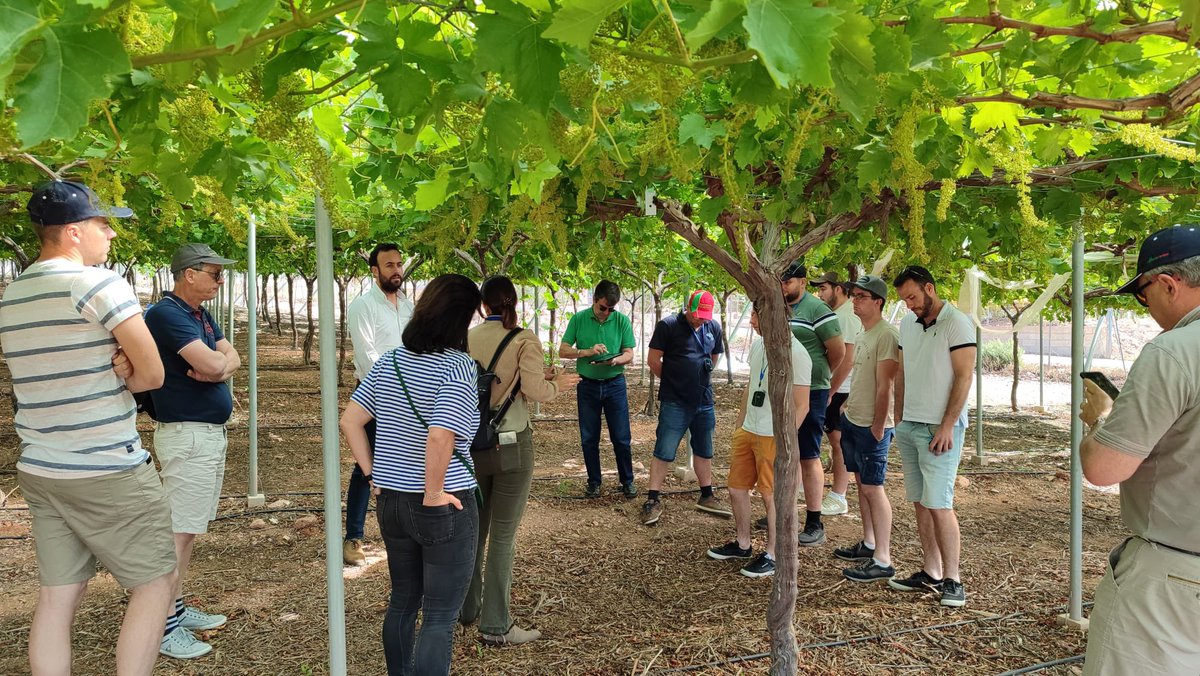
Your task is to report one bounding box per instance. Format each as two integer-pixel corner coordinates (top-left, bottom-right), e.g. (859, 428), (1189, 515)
(641, 499), (663, 526)
(753, 515), (768, 531)
(888, 570), (944, 593)
(740, 553), (776, 578)
(798, 523), (826, 547)
(940, 579), (966, 607)
(833, 540), (875, 562)
(706, 541), (752, 560)
(843, 560), (896, 583)
(585, 483), (601, 498)
(621, 482), (638, 499)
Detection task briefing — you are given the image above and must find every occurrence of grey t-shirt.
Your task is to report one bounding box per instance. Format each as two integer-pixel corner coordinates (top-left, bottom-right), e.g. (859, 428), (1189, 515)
(1093, 305), (1200, 553)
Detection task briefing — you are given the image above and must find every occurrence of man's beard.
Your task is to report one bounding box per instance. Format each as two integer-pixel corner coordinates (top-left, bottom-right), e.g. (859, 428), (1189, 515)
(783, 289), (800, 304)
(913, 292), (934, 319)
(378, 273), (402, 294)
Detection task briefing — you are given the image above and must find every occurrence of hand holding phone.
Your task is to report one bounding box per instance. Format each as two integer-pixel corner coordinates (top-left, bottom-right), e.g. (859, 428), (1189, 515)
(1081, 371), (1120, 400)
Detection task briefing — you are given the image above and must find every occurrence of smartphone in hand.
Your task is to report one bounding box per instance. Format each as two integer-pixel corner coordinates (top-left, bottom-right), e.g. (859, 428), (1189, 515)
(1081, 371), (1120, 400)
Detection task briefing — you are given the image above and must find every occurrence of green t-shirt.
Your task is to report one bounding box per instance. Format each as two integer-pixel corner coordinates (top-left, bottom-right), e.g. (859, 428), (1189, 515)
(788, 291), (842, 390)
(562, 308), (636, 380)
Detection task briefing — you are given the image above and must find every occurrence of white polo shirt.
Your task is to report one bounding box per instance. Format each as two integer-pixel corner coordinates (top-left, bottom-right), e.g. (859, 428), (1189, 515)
(833, 299), (862, 394)
(898, 302), (976, 427)
(742, 334), (812, 437)
(347, 284), (415, 382)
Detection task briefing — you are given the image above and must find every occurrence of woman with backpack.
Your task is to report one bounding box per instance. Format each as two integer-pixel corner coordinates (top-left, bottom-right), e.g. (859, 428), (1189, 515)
(339, 274), (482, 676)
(461, 275), (579, 646)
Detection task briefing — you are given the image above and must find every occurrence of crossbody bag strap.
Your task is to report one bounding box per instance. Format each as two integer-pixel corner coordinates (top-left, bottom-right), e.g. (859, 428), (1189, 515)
(391, 352), (481, 507)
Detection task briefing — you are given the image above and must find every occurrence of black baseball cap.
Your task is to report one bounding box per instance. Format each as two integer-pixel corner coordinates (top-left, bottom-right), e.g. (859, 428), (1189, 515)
(27, 180), (134, 226)
(1115, 224), (1200, 294)
(781, 261), (807, 281)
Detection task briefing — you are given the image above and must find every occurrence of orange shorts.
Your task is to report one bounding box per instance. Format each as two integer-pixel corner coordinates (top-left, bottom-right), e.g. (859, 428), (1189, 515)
(727, 428), (776, 494)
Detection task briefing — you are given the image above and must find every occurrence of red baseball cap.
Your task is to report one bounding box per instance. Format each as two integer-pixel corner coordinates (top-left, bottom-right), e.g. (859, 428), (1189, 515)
(687, 290), (715, 320)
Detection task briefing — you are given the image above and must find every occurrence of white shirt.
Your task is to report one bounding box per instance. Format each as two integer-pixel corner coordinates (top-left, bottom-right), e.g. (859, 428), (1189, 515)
(347, 284), (415, 382)
(833, 299), (862, 394)
(897, 302), (976, 426)
(742, 334), (812, 437)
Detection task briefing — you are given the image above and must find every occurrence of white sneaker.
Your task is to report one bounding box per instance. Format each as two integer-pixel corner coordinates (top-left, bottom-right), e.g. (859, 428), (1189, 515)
(821, 493), (848, 516)
(179, 606), (227, 631)
(160, 627), (213, 659)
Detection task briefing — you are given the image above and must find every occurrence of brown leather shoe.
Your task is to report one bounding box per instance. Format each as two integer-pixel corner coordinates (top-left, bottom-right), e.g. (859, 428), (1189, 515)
(343, 539), (366, 566)
(696, 494), (732, 518)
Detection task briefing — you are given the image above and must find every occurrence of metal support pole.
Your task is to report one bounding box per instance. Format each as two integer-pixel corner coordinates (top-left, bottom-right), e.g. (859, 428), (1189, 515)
(247, 216), (264, 507)
(1061, 226), (1087, 628)
(533, 287), (542, 417)
(227, 271), (235, 393)
(1038, 316), (1045, 410)
(1084, 312), (1105, 371)
(316, 193), (348, 674)
(1113, 310), (1128, 373)
(974, 325), (984, 464)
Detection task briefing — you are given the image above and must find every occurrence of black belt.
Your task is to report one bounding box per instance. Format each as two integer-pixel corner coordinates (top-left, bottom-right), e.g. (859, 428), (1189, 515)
(1145, 537), (1200, 558)
(581, 375), (622, 384)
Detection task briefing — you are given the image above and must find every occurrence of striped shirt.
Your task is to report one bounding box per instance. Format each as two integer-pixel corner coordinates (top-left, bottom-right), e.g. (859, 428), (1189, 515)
(350, 346), (479, 493)
(1, 259), (145, 478)
(788, 291), (842, 390)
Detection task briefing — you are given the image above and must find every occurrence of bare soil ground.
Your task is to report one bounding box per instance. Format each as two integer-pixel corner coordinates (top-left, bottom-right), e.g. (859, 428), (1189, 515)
(0, 330), (1121, 675)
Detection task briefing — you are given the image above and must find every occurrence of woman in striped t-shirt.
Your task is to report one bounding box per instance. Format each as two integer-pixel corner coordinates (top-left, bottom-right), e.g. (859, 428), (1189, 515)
(340, 274), (481, 676)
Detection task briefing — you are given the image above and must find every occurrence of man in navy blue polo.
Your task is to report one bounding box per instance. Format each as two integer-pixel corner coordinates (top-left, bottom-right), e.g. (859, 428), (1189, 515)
(145, 243), (241, 659)
(640, 290), (731, 526)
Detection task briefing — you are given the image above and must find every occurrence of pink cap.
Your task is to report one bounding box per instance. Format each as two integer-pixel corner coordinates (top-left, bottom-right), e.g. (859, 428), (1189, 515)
(687, 290), (715, 320)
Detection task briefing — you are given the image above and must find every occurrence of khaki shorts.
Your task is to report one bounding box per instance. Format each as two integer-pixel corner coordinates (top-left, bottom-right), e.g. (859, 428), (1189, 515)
(1084, 536), (1200, 675)
(727, 428), (776, 494)
(154, 421), (228, 534)
(18, 461), (176, 588)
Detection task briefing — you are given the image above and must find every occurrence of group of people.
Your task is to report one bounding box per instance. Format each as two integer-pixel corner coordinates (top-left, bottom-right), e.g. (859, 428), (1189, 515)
(4, 178), (1197, 676)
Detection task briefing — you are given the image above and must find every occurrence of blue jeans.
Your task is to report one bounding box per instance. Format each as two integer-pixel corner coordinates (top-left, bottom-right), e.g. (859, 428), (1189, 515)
(345, 418), (376, 541)
(652, 401), (715, 462)
(377, 489), (478, 676)
(577, 375), (634, 486)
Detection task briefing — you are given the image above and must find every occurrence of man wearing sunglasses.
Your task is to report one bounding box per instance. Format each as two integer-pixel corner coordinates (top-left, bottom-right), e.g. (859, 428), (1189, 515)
(1078, 225), (1200, 675)
(560, 280), (637, 498)
(144, 243), (241, 659)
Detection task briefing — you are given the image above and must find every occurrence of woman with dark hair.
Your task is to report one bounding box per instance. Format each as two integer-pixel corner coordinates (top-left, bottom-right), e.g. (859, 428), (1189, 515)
(461, 275), (578, 645)
(339, 273), (482, 676)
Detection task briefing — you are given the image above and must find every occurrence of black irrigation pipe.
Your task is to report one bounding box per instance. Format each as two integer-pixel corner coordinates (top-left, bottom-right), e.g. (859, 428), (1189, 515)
(535, 485), (729, 501)
(655, 602), (1095, 674)
(997, 654), (1085, 675)
(212, 506), (337, 522)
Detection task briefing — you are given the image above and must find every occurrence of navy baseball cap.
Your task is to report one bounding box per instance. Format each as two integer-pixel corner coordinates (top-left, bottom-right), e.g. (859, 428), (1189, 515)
(27, 180), (134, 226)
(1116, 224), (1200, 294)
(781, 261), (807, 281)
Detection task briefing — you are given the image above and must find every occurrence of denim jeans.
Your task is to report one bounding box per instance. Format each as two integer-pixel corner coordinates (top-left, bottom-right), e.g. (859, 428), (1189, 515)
(576, 375), (634, 486)
(651, 401), (716, 462)
(345, 418), (376, 541)
(377, 489), (478, 676)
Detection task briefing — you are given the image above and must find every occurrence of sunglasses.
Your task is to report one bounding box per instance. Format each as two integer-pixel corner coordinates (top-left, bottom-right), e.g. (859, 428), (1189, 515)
(190, 267), (223, 282)
(850, 291), (874, 301)
(596, 303), (614, 313)
(1133, 273), (1174, 307)
(899, 265), (935, 286)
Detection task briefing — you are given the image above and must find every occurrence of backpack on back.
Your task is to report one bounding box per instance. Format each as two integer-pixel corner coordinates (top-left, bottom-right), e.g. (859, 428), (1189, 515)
(471, 328), (524, 452)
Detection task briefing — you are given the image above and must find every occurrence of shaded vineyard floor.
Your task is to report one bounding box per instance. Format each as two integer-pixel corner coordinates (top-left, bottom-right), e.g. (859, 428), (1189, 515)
(0, 331), (1119, 675)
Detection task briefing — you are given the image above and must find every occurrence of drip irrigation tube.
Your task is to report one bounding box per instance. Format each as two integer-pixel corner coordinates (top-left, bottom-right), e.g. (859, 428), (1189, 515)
(655, 602), (1094, 674)
(212, 506), (336, 522)
(997, 654), (1085, 675)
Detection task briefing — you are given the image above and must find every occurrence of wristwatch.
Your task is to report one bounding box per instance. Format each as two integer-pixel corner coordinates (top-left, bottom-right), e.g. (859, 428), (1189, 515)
(1088, 416), (1106, 431)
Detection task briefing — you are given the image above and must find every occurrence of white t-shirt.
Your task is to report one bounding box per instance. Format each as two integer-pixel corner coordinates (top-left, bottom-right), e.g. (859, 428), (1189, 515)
(898, 302), (976, 426)
(833, 299), (862, 394)
(742, 334), (812, 437)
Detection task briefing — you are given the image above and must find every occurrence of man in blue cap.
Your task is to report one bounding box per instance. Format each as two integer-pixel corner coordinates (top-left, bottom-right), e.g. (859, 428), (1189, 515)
(1079, 224), (1200, 675)
(2, 180), (174, 674)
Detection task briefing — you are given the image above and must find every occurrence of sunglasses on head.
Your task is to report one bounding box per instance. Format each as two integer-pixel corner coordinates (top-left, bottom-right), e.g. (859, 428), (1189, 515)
(899, 265), (934, 286)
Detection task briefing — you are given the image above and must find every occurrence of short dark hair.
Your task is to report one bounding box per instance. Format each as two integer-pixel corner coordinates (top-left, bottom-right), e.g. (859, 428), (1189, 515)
(481, 275), (519, 330)
(369, 243), (400, 269)
(402, 274), (481, 354)
(893, 265), (936, 289)
(593, 280), (620, 305)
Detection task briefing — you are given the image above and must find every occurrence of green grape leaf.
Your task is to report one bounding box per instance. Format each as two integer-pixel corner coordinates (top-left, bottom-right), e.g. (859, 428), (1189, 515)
(476, 12), (564, 112)
(734, 131), (761, 167)
(74, 0), (114, 7)
(1031, 127), (1068, 163)
(679, 112), (725, 149)
(376, 63), (432, 118)
(685, 0), (746, 52)
(513, 0), (552, 11)
(13, 26), (130, 148)
(904, 3), (951, 70)
(213, 0), (275, 50)
(969, 102), (1020, 132)
(511, 159), (561, 201)
(413, 166), (452, 211)
(1183, 0), (1200, 42)
(829, 9), (877, 121)
(743, 0), (841, 88)
(0, 0), (42, 65)
(856, 142), (891, 189)
(542, 0), (628, 49)
(1041, 189), (1082, 223)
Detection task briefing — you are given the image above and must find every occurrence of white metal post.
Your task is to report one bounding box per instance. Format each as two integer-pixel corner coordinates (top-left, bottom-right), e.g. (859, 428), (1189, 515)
(973, 326), (984, 464)
(247, 216), (264, 507)
(1058, 224), (1087, 630)
(316, 193), (348, 673)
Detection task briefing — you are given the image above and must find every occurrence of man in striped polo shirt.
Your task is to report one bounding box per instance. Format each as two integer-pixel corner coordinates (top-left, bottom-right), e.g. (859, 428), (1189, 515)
(145, 243), (241, 659)
(3, 180), (174, 675)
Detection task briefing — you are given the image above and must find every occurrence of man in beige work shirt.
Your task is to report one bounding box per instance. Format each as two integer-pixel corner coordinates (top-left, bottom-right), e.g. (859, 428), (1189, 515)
(1079, 224), (1200, 675)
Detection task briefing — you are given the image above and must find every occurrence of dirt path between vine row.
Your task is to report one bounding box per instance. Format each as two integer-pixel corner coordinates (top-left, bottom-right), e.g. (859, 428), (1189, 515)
(0, 331), (1120, 675)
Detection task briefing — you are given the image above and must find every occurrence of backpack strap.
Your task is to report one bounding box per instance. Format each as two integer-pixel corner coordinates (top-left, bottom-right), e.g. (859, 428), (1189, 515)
(486, 328), (524, 372)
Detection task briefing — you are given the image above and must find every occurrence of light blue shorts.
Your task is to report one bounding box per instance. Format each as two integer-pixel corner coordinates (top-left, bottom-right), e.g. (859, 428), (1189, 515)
(894, 420), (965, 509)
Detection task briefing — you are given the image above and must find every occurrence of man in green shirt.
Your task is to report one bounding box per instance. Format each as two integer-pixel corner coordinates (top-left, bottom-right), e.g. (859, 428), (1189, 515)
(781, 262), (845, 547)
(559, 280), (638, 498)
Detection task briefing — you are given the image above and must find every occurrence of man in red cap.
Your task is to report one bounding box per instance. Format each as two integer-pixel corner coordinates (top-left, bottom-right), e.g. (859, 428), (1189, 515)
(640, 290), (730, 525)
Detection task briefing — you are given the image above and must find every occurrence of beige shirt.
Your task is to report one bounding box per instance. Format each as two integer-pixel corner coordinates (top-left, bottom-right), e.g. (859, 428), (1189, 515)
(1093, 305), (1200, 552)
(844, 320), (899, 429)
(468, 321), (559, 433)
